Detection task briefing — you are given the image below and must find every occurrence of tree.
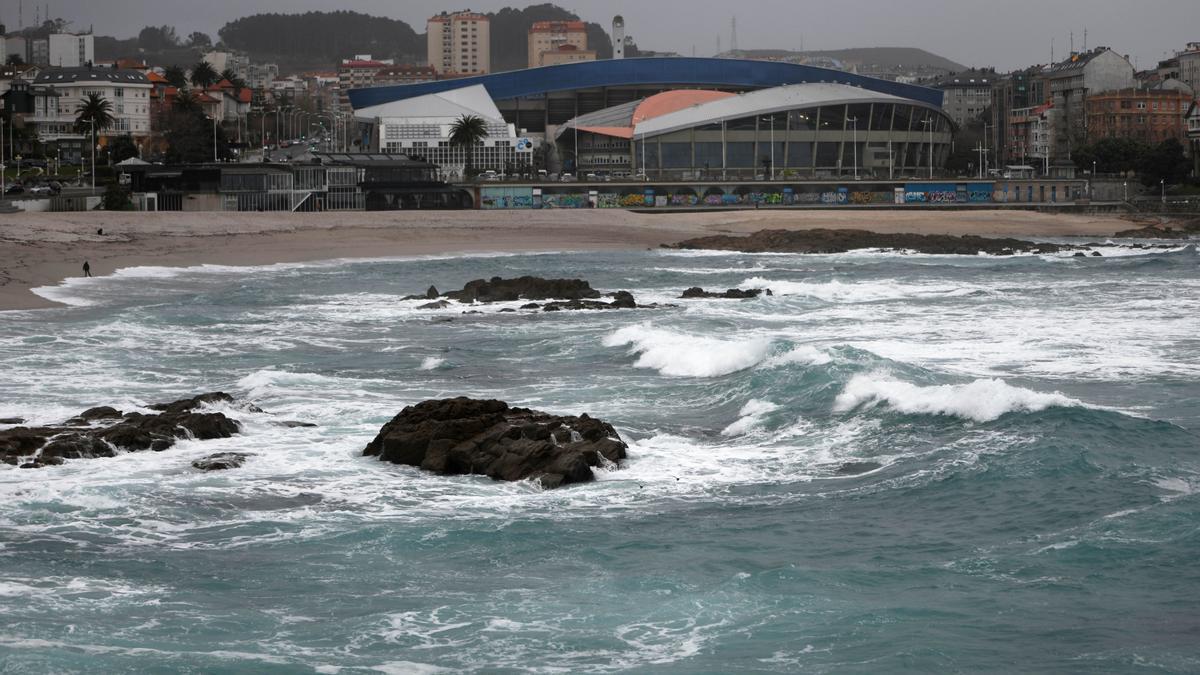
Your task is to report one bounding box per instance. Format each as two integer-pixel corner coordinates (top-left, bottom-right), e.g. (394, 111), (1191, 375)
(1137, 138), (1191, 187)
(109, 135), (139, 163)
(190, 61), (218, 89)
(6, 54), (24, 66)
(103, 183), (133, 211)
(138, 25), (180, 52)
(1073, 137), (1147, 175)
(219, 68), (248, 92)
(187, 31), (212, 49)
(164, 65), (188, 89)
(164, 107), (231, 164)
(173, 89), (201, 115)
(75, 93), (115, 133)
(449, 114), (489, 175)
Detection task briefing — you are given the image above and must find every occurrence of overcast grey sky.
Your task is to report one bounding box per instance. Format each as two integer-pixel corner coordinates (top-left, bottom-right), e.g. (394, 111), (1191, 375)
(8, 0), (1199, 71)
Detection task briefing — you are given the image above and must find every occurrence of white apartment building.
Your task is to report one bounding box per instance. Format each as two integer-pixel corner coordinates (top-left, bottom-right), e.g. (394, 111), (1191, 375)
(426, 11), (490, 76)
(46, 33), (95, 67)
(30, 67), (153, 142)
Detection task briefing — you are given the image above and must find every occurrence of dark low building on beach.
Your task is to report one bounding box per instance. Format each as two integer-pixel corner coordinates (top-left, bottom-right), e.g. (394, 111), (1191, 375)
(121, 154), (470, 212)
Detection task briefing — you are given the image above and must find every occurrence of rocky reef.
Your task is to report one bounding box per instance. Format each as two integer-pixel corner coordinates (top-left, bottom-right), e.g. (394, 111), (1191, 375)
(664, 228), (1066, 255)
(364, 397), (627, 489)
(1, 393), (248, 469)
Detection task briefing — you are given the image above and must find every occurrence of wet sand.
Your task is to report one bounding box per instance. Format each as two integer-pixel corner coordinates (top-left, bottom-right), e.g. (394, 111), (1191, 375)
(0, 209), (1138, 311)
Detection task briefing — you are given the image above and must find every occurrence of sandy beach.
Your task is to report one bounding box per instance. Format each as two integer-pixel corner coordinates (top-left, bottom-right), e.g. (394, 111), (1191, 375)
(0, 208), (1141, 311)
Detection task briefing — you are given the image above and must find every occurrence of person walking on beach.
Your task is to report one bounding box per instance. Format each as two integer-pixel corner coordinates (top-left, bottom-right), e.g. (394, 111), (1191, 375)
(82, 261), (91, 277)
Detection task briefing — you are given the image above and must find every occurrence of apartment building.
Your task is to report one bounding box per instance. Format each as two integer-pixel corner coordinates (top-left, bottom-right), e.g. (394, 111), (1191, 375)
(1044, 47), (1135, 162)
(1086, 88), (1190, 145)
(527, 21), (589, 68)
(426, 11), (490, 76)
(29, 66), (153, 142)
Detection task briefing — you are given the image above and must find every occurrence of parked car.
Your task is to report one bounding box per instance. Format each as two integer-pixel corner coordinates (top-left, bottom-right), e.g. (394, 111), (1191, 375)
(4, 184), (25, 195)
(28, 185), (54, 196)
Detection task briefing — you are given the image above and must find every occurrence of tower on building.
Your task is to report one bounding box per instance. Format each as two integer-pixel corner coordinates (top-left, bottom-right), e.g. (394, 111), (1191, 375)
(612, 16), (625, 60)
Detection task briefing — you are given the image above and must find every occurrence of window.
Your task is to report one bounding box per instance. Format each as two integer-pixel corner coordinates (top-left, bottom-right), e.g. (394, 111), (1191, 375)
(725, 142), (754, 167)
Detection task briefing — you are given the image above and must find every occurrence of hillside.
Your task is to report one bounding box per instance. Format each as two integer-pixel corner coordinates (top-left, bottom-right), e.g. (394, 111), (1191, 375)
(726, 47), (966, 72)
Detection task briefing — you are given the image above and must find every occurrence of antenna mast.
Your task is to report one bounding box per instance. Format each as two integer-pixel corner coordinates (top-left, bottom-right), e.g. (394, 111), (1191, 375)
(730, 16), (738, 53)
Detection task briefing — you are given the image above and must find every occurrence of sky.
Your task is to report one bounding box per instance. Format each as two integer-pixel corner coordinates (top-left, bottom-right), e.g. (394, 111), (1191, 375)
(7, 0), (1199, 71)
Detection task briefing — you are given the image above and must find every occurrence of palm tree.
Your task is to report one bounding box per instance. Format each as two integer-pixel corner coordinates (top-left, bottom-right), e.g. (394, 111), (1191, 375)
(173, 89), (201, 116)
(190, 61), (218, 89)
(75, 93), (115, 133)
(163, 65), (188, 89)
(449, 114), (488, 177)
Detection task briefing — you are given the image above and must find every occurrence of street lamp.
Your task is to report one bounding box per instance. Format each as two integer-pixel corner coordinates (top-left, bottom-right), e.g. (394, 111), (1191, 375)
(1123, 181), (1128, 202)
(848, 115), (858, 180)
(1, 117), (6, 196)
(88, 118), (96, 192)
(921, 117), (934, 180)
(206, 115), (217, 163)
(1161, 178), (1166, 204)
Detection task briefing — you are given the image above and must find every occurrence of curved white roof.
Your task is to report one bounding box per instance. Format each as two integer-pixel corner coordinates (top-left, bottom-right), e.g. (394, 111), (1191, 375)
(633, 82), (946, 138)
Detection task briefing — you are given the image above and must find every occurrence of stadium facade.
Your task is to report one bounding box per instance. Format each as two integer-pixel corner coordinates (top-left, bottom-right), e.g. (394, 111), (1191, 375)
(348, 57), (954, 179)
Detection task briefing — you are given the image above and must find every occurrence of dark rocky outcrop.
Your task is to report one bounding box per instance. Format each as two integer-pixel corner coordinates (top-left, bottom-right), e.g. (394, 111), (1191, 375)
(192, 452), (251, 471)
(445, 276), (601, 303)
(680, 287), (770, 299)
(664, 228), (1066, 255)
(275, 420), (318, 428)
(0, 417), (26, 425)
(364, 397), (627, 489)
(409, 277), (661, 313)
(1, 392), (248, 469)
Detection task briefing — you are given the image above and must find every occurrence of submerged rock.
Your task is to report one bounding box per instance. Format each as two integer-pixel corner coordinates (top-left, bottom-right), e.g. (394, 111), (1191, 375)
(0, 417), (26, 425)
(680, 287), (770, 299)
(364, 397), (627, 489)
(836, 461), (883, 476)
(664, 228), (1066, 255)
(192, 452), (251, 471)
(0, 392), (249, 469)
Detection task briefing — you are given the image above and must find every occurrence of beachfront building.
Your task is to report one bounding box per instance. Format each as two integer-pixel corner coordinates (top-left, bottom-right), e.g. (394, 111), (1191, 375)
(1008, 104), (1057, 174)
(554, 83), (954, 180)
(933, 68), (995, 127)
(348, 57), (946, 139)
(1186, 100), (1200, 176)
(991, 67), (1048, 166)
(355, 84), (538, 180)
(1044, 47), (1135, 162)
(426, 11), (490, 77)
(1085, 88), (1191, 146)
(28, 66), (153, 144)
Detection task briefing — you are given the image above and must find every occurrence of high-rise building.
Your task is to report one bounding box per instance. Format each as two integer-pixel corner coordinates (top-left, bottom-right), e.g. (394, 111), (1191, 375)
(527, 20), (588, 69)
(426, 11), (490, 77)
(992, 67), (1048, 165)
(932, 68), (995, 127)
(1085, 88), (1190, 146)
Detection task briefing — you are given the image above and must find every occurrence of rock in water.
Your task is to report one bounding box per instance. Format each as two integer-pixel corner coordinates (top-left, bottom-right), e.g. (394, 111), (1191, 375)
(680, 287), (769, 299)
(364, 397), (627, 489)
(444, 276), (601, 303)
(0, 392), (247, 468)
(665, 228), (1066, 255)
(192, 452), (251, 471)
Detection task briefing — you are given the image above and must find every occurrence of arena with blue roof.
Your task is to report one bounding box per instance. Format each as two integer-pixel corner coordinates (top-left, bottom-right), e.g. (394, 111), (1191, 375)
(348, 57), (944, 134)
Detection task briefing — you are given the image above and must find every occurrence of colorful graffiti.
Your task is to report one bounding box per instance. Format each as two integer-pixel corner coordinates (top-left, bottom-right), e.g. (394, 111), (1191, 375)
(543, 194), (588, 208)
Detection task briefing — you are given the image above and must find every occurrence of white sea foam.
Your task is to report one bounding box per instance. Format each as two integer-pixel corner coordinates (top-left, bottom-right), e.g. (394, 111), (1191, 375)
(419, 357), (446, 371)
(603, 324), (772, 377)
(763, 345), (833, 368)
(833, 374), (1087, 422)
(721, 399), (781, 436)
(740, 277), (983, 303)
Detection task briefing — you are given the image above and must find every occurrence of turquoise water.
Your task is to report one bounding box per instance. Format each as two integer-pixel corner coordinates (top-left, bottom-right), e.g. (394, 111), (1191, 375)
(1, 243), (1199, 673)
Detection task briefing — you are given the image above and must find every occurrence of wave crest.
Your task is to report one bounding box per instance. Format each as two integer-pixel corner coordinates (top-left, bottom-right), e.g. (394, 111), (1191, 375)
(602, 324), (771, 377)
(834, 374), (1086, 422)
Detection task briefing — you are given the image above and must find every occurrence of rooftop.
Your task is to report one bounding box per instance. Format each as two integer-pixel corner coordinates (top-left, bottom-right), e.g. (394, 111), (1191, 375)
(34, 67), (150, 84)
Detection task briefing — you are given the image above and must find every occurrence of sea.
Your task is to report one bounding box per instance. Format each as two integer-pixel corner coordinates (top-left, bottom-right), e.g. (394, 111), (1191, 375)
(1, 240), (1198, 673)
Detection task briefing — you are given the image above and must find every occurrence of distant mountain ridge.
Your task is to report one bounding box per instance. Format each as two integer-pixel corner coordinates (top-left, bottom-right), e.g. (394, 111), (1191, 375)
(724, 47), (966, 72)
